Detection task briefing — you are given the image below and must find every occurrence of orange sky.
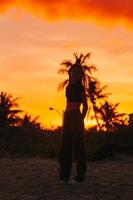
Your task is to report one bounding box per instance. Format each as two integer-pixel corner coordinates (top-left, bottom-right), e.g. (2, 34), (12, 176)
(1, 0), (133, 26)
(0, 1), (133, 127)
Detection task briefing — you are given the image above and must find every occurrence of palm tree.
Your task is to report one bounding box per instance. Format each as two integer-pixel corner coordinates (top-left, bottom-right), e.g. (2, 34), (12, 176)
(20, 114), (41, 129)
(97, 101), (126, 132)
(0, 92), (22, 127)
(57, 52), (109, 130)
(57, 52), (109, 129)
(57, 52), (97, 91)
(87, 80), (110, 131)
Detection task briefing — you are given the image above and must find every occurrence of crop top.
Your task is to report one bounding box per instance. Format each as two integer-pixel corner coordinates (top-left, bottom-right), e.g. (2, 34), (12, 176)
(66, 82), (85, 103)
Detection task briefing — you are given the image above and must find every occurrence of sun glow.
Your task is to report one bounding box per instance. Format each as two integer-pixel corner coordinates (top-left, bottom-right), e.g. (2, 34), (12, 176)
(0, 2), (133, 128)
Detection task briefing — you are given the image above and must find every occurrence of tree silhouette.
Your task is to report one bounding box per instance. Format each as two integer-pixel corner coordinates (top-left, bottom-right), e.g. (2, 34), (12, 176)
(20, 114), (41, 129)
(0, 92), (22, 127)
(57, 52), (97, 91)
(57, 52), (109, 128)
(87, 80), (110, 131)
(97, 101), (126, 132)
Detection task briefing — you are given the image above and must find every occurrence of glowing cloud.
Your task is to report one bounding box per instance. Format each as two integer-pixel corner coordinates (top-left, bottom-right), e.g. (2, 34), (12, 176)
(0, 0), (133, 27)
(0, 0), (14, 13)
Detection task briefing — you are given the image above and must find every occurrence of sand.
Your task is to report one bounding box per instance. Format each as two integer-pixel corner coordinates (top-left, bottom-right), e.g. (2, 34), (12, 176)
(0, 155), (133, 200)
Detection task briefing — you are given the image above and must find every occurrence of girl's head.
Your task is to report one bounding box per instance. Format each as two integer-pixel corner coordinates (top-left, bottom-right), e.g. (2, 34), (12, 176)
(68, 64), (84, 84)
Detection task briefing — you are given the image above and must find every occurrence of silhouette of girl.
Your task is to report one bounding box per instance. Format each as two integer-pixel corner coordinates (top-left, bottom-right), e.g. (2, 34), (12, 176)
(59, 63), (88, 183)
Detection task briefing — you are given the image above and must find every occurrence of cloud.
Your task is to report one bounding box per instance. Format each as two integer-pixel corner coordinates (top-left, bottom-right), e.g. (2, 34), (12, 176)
(0, 0), (133, 27)
(0, 0), (14, 13)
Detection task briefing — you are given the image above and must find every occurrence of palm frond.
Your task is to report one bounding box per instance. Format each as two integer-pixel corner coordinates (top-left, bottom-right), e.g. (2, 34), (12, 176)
(11, 97), (21, 104)
(57, 68), (68, 75)
(83, 65), (97, 74)
(61, 60), (72, 68)
(84, 73), (96, 82)
(82, 53), (91, 64)
(97, 94), (108, 99)
(8, 110), (22, 114)
(57, 79), (69, 91)
(73, 52), (78, 60)
(98, 85), (108, 92)
(112, 103), (119, 110)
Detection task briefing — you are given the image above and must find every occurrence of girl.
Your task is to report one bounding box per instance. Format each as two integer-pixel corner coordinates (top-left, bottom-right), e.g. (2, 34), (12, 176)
(59, 63), (88, 184)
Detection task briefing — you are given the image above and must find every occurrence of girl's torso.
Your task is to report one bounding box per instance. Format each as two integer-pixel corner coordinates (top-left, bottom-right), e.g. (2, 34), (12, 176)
(65, 82), (84, 111)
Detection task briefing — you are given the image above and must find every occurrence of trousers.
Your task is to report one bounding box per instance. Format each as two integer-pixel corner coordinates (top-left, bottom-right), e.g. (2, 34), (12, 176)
(59, 109), (87, 181)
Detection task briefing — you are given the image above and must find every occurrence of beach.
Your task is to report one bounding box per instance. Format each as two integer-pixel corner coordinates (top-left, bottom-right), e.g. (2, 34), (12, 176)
(0, 155), (133, 200)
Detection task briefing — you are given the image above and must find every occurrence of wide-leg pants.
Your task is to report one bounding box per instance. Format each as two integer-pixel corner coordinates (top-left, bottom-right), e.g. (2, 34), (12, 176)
(59, 109), (87, 181)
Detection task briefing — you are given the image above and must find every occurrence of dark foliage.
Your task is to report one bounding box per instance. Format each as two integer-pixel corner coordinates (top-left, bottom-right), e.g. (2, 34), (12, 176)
(0, 126), (133, 161)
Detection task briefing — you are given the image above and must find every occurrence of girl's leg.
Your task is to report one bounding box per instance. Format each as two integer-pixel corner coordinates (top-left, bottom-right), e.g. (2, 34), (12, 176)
(73, 110), (87, 182)
(59, 111), (73, 182)
(59, 137), (72, 182)
(73, 137), (87, 182)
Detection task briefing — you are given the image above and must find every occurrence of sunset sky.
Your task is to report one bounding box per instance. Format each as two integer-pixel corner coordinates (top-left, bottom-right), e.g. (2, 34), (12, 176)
(0, 0), (133, 128)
